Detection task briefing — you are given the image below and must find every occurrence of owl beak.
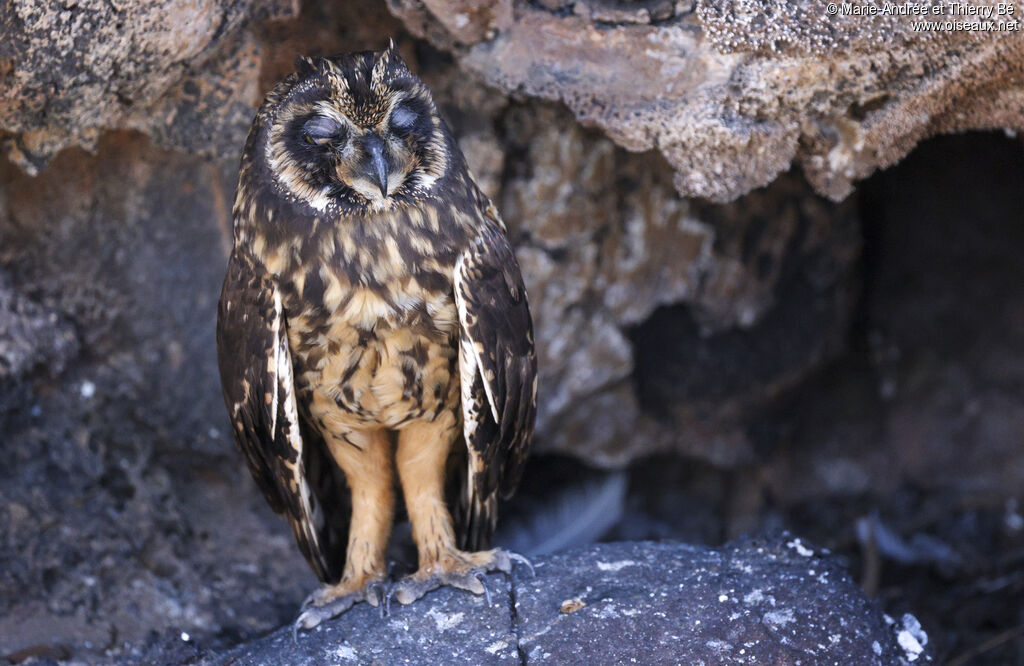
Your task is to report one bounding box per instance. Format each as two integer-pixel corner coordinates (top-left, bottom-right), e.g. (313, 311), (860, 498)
(364, 134), (391, 197)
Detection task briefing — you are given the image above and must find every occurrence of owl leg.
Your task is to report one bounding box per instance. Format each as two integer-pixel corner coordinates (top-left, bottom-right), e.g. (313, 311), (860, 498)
(294, 427), (394, 632)
(390, 415), (524, 605)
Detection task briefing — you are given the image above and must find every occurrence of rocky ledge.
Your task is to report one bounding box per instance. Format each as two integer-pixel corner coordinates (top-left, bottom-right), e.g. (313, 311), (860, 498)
(211, 538), (931, 665)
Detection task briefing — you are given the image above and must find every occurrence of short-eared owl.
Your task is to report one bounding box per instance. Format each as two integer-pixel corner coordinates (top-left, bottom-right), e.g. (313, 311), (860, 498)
(216, 43), (537, 630)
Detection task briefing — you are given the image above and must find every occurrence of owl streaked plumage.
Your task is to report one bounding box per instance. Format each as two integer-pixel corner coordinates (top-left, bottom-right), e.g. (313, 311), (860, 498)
(216, 43), (537, 630)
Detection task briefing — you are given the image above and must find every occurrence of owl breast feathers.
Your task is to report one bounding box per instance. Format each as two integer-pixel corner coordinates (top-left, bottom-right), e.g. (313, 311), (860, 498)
(215, 43), (537, 624)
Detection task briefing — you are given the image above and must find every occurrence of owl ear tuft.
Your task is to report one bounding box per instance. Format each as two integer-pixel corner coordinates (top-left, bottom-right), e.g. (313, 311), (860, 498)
(317, 57), (341, 75)
(295, 55), (318, 77)
(295, 55), (339, 77)
(382, 38), (409, 72)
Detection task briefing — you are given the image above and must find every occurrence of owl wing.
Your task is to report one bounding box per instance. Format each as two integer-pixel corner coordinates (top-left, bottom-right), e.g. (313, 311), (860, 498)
(216, 251), (346, 582)
(453, 220), (538, 550)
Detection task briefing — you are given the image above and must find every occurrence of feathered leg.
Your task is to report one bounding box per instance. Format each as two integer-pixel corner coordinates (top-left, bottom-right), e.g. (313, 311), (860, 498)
(295, 427), (394, 631)
(390, 413), (525, 605)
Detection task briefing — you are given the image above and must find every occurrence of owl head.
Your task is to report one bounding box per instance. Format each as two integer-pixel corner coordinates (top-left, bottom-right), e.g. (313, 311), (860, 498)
(263, 43), (450, 213)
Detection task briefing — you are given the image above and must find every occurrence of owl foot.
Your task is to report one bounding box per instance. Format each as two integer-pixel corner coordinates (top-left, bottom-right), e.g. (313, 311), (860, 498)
(390, 548), (533, 606)
(293, 577), (388, 640)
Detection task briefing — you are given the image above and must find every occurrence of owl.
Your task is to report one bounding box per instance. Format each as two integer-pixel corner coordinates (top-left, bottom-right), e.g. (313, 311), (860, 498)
(216, 43), (537, 632)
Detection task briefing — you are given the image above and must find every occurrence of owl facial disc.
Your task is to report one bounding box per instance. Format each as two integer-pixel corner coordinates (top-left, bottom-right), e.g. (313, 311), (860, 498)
(266, 45), (449, 213)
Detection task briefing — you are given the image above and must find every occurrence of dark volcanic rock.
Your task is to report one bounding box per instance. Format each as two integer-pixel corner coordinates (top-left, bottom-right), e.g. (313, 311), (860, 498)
(212, 539), (931, 665)
(0, 272), (78, 382)
(212, 577), (519, 666)
(0, 134), (313, 663)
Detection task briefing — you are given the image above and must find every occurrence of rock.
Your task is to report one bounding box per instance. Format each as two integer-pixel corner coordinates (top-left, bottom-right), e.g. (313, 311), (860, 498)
(1, 126), (1007, 665)
(7, 1), (1019, 203)
(388, 0), (1024, 201)
(0, 0), (867, 467)
(0, 271), (80, 420)
(0, 0), (298, 173)
(0, 133), (315, 662)
(500, 103), (860, 464)
(0, 272), (78, 382)
(1, 0), (864, 468)
(213, 578), (519, 665)
(211, 538), (932, 665)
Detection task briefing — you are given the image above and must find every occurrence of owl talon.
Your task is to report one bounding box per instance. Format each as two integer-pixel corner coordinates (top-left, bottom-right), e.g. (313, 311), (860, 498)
(390, 575), (439, 605)
(474, 571), (492, 606)
(293, 577), (386, 637)
(508, 551), (535, 577)
(390, 571), (488, 606)
(299, 589), (321, 610)
(294, 594), (358, 635)
(366, 580), (390, 618)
